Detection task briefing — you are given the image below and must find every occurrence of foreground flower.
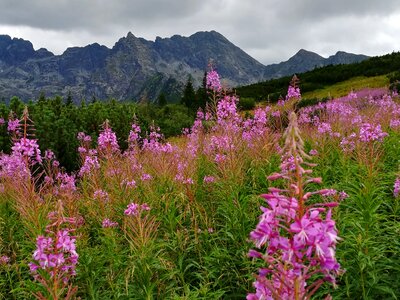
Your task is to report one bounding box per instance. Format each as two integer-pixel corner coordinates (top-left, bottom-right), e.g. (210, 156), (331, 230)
(247, 112), (343, 300)
(394, 178), (400, 198)
(30, 210), (79, 299)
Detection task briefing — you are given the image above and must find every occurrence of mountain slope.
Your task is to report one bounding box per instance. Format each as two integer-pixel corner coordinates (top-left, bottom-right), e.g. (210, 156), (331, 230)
(0, 32), (369, 102)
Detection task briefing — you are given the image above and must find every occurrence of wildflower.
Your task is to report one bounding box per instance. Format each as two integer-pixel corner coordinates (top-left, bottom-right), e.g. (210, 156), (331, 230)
(124, 202), (150, 216)
(102, 219), (118, 228)
(203, 175), (216, 183)
(7, 119), (20, 132)
(141, 173), (152, 181)
(98, 122), (119, 153)
(11, 137), (42, 164)
(44, 150), (55, 160)
(30, 226), (78, 284)
(247, 112), (342, 299)
(93, 189), (109, 202)
(339, 191), (349, 200)
(79, 155), (100, 177)
(394, 178), (400, 198)
(0, 255), (10, 265)
(206, 68), (222, 92)
(358, 123), (388, 143)
(124, 203), (140, 216)
(286, 85), (301, 101)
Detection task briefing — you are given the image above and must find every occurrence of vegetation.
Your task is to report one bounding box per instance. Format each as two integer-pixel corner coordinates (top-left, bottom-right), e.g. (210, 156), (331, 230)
(0, 97), (195, 171)
(0, 68), (400, 299)
(236, 51), (400, 102)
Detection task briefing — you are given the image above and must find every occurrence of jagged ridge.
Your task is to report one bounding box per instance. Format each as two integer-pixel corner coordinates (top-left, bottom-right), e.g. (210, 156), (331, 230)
(0, 32), (368, 102)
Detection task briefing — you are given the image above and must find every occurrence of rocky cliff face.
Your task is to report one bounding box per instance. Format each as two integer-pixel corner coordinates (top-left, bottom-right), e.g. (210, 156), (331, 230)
(0, 32), (369, 102)
(263, 49), (369, 80)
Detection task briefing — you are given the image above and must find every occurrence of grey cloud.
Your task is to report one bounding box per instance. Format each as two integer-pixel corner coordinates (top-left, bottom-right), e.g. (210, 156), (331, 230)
(0, 0), (399, 64)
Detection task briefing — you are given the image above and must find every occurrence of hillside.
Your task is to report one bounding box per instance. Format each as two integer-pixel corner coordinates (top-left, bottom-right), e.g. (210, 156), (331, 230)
(0, 32), (367, 102)
(236, 51), (400, 101)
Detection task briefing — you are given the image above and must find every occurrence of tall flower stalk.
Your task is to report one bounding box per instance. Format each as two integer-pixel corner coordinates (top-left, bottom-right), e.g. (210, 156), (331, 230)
(29, 203), (79, 300)
(247, 112), (343, 300)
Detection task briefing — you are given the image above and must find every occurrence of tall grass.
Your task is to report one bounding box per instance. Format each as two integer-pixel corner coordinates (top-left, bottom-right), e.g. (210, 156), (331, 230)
(0, 72), (399, 299)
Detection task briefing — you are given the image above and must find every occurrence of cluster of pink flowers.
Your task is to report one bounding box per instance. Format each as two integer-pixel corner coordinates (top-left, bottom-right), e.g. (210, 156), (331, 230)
(121, 179), (137, 188)
(0, 255), (10, 265)
(102, 218), (118, 228)
(7, 118), (20, 132)
(124, 202), (150, 216)
(247, 112), (342, 300)
(11, 137), (42, 164)
(142, 126), (174, 153)
(128, 123), (141, 146)
(242, 107), (270, 145)
(0, 153), (30, 180)
(56, 172), (77, 194)
(29, 214), (79, 286)
(394, 178), (400, 198)
(203, 175), (216, 184)
(98, 126), (120, 153)
(93, 189), (109, 202)
(77, 132), (92, 143)
(206, 68), (222, 92)
(216, 95), (240, 123)
(285, 85), (301, 101)
(79, 154), (100, 177)
(141, 173), (152, 181)
(358, 123), (388, 143)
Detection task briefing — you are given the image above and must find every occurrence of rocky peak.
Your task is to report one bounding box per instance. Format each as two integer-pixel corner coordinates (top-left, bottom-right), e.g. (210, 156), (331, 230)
(0, 35), (36, 65)
(327, 51), (369, 65)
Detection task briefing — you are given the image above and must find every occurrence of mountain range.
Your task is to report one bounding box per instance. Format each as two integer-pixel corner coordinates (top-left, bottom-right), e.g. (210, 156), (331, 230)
(0, 31), (369, 102)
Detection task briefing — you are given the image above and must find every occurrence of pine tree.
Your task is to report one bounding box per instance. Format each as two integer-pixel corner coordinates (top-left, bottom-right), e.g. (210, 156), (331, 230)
(157, 93), (167, 106)
(181, 77), (196, 113)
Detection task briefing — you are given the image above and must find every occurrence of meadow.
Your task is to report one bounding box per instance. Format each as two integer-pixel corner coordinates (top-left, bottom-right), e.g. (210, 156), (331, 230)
(0, 70), (399, 299)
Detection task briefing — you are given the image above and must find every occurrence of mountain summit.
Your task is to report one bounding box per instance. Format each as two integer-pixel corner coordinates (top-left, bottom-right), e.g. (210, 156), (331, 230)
(0, 32), (369, 101)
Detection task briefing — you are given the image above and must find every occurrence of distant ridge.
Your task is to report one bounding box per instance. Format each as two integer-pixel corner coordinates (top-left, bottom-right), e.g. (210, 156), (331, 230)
(0, 32), (369, 101)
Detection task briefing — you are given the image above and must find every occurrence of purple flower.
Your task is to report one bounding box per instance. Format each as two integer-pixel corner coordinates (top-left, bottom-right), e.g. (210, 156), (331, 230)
(286, 85), (301, 101)
(247, 112), (342, 299)
(98, 126), (119, 153)
(394, 178), (400, 198)
(206, 69), (222, 92)
(7, 119), (20, 132)
(124, 203), (139, 216)
(359, 123), (388, 143)
(124, 202), (150, 216)
(0, 255), (10, 265)
(79, 155), (100, 177)
(102, 218), (118, 228)
(11, 138), (42, 164)
(203, 175), (216, 183)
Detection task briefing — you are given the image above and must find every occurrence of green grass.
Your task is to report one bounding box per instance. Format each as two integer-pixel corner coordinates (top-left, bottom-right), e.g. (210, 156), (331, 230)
(302, 75), (389, 99)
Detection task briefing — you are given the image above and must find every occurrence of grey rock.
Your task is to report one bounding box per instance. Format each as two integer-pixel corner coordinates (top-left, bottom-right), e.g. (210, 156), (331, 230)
(0, 32), (369, 102)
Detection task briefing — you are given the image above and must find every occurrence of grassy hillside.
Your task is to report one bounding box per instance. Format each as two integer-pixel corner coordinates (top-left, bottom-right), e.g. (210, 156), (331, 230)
(302, 75), (389, 99)
(235, 51), (400, 101)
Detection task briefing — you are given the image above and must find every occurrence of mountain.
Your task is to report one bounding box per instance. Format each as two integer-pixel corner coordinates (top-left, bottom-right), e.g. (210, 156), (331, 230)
(262, 49), (369, 80)
(0, 32), (369, 102)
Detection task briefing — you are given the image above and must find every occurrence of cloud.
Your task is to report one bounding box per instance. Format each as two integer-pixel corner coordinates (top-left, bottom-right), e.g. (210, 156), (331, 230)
(0, 0), (399, 64)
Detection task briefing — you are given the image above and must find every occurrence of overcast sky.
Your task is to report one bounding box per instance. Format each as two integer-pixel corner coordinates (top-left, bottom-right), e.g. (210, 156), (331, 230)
(0, 0), (399, 65)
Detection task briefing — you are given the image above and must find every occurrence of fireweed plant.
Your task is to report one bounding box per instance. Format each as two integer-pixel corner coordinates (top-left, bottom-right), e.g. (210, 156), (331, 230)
(0, 68), (400, 298)
(247, 112), (343, 299)
(29, 205), (79, 300)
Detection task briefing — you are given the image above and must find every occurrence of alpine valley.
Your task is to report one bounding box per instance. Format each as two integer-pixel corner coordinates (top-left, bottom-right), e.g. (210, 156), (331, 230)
(0, 31), (368, 102)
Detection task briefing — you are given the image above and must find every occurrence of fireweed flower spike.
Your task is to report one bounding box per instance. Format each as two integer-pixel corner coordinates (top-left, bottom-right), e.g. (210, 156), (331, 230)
(247, 112), (343, 300)
(29, 209), (79, 299)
